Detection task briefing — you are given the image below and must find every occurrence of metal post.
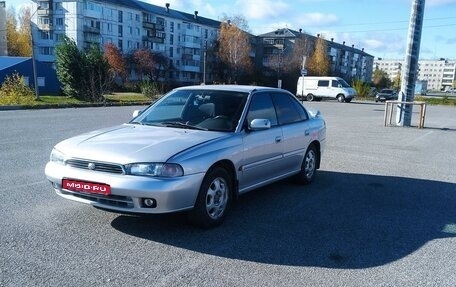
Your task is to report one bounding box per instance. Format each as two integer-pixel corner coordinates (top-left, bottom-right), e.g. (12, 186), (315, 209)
(30, 6), (40, 100)
(396, 0), (425, 126)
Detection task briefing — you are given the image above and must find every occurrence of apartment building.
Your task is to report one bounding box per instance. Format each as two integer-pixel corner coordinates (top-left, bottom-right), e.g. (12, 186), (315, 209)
(31, 0), (220, 85)
(0, 1), (7, 56)
(374, 58), (456, 90)
(257, 28), (374, 82)
(29, 1), (375, 88)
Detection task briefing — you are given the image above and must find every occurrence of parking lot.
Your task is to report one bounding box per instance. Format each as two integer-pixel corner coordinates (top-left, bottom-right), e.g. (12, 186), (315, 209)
(1, 101), (455, 286)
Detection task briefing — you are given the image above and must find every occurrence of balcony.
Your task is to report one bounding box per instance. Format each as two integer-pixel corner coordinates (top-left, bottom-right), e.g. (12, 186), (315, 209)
(83, 25), (100, 34)
(142, 35), (164, 44)
(37, 8), (52, 16)
(142, 21), (164, 31)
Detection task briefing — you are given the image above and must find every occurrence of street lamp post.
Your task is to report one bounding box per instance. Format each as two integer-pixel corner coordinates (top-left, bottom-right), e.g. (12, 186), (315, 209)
(30, 5), (40, 100)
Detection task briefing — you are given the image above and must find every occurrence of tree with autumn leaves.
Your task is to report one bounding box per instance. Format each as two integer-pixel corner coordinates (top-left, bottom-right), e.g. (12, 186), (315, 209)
(306, 36), (330, 76)
(217, 16), (252, 84)
(6, 7), (32, 57)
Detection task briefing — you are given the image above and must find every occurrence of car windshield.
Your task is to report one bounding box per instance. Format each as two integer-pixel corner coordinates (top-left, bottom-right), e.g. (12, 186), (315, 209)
(131, 89), (249, 132)
(337, 79), (351, 88)
(381, 89), (394, 93)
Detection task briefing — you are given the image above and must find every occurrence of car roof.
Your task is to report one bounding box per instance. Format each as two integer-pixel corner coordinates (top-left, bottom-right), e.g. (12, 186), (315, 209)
(174, 85), (286, 94)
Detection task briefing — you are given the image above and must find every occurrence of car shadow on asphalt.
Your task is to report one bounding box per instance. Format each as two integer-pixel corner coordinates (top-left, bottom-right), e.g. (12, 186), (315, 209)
(111, 171), (456, 269)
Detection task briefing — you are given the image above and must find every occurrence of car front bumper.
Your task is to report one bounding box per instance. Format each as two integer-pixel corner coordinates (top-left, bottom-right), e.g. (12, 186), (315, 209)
(45, 161), (205, 214)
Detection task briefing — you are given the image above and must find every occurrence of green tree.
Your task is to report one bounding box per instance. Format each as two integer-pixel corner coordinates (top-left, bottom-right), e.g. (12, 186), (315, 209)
(352, 79), (371, 98)
(55, 37), (109, 102)
(55, 37), (85, 99)
(372, 69), (391, 89)
(85, 45), (109, 102)
(306, 36), (330, 76)
(392, 73), (401, 90)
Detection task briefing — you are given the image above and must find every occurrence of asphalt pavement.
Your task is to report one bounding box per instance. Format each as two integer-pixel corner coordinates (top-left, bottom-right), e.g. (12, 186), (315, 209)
(0, 101), (455, 286)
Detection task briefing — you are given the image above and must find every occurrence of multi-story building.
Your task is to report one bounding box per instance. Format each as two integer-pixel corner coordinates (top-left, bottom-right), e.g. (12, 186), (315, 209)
(374, 58), (456, 90)
(0, 1), (7, 56)
(29, 1), (376, 89)
(31, 0), (220, 85)
(256, 28), (374, 83)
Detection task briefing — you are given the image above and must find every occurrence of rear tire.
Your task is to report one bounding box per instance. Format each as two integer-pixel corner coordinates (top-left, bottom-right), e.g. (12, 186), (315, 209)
(188, 167), (232, 228)
(345, 98), (352, 103)
(306, 94), (315, 101)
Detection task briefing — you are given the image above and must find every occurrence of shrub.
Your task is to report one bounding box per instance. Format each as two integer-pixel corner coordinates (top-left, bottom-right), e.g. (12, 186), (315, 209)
(140, 77), (160, 99)
(0, 73), (36, 105)
(352, 79), (371, 98)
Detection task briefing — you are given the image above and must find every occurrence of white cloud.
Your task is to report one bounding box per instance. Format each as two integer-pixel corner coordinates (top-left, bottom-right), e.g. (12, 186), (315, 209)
(234, 0), (290, 20)
(295, 13), (339, 28)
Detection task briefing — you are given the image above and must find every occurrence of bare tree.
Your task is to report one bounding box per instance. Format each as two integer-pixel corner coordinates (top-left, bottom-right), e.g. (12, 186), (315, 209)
(283, 35), (312, 74)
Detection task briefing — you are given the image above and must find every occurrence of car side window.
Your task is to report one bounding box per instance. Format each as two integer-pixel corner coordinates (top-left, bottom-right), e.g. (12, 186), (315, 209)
(318, 80), (329, 87)
(331, 80), (339, 88)
(246, 93), (278, 126)
(272, 93), (308, 124)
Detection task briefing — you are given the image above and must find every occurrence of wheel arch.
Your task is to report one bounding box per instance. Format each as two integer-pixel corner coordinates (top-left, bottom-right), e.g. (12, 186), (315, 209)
(309, 140), (321, 169)
(208, 159), (238, 199)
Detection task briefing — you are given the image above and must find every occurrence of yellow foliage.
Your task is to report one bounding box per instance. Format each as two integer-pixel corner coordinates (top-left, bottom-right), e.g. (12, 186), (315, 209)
(0, 73), (36, 105)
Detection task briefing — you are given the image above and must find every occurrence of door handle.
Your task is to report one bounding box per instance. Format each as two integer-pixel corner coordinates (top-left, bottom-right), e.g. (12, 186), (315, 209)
(275, 136), (282, 143)
(305, 129), (310, 136)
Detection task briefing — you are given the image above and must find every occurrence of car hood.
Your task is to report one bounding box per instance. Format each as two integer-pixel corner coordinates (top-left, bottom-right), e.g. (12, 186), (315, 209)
(55, 124), (227, 164)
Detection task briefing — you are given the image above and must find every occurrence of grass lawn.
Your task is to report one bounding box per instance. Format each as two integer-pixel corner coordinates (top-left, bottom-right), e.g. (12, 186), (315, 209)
(0, 92), (153, 107)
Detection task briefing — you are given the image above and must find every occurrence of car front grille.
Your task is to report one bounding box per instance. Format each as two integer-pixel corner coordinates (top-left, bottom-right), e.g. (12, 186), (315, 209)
(61, 189), (134, 209)
(65, 159), (124, 174)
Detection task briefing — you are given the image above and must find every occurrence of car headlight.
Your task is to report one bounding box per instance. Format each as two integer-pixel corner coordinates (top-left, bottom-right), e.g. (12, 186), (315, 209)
(50, 148), (65, 165)
(126, 163), (184, 177)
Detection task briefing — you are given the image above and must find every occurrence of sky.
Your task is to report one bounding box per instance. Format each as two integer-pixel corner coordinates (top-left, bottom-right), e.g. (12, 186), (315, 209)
(5, 0), (456, 60)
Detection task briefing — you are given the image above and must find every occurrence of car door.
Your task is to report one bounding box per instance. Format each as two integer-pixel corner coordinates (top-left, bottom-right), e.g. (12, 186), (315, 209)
(239, 92), (284, 193)
(316, 80), (330, 97)
(271, 92), (312, 174)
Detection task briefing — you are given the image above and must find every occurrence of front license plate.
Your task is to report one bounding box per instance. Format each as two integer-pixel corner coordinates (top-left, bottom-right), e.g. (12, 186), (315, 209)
(62, 179), (111, 195)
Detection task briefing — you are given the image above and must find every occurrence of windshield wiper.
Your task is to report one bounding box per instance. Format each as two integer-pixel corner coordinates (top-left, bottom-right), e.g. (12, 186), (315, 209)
(161, 121), (208, 131)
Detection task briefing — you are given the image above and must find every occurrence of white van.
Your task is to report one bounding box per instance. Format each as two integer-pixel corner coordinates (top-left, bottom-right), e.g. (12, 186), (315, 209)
(296, 76), (356, 103)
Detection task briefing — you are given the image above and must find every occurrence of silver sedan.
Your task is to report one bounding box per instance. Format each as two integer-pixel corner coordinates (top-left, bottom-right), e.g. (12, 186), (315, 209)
(45, 85), (326, 228)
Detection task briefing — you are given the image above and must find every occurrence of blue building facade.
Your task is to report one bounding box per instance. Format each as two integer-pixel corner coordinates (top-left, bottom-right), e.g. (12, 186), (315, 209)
(0, 56), (61, 94)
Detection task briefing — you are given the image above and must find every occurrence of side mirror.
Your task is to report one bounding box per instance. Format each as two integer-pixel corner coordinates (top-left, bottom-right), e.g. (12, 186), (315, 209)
(132, 110), (142, 118)
(249, 119), (271, 131)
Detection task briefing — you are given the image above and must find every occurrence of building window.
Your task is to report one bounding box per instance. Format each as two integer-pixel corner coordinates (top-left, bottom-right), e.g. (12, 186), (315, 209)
(118, 10), (123, 23)
(56, 18), (64, 26)
(118, 25), (123, 37)
(170, 22), (174, 32)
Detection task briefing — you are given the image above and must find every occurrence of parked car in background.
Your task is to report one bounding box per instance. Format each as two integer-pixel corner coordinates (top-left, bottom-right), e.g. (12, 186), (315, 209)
(375, 89), (398, 102)
(446, 88), (455, 93)
(45, 85), (326, 228)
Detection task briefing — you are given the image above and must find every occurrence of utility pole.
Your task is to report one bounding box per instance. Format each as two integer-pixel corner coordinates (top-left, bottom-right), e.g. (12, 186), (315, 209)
(396, 0), (425, 126)
(31, 5), (41, 100)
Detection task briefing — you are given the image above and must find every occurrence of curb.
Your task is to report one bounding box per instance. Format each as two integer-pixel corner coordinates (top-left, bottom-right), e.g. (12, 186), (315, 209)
(0, 101), (151, 111)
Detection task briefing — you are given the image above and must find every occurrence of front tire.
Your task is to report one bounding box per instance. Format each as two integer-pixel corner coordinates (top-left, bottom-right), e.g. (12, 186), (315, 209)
(337, 95), (345, 103)
(294, 145), (318, 185)
(306, 94), (315, 101)
(188, 167), (232, 228)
